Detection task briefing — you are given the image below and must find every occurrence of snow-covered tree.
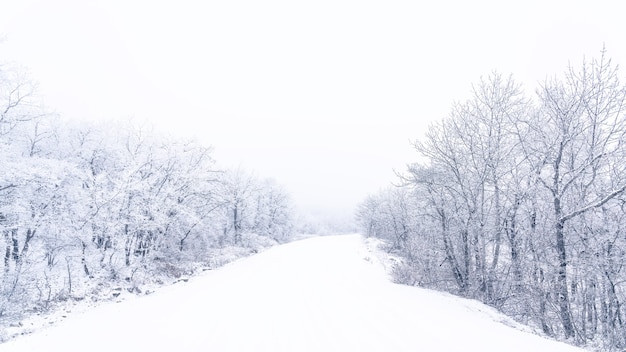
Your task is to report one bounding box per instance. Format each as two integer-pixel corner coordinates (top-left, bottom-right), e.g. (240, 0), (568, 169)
(360, 49), (626, 349)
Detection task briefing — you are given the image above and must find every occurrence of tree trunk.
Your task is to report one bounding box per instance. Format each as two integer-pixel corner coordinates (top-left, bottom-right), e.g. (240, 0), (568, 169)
(555, 217), (575, 338)
(461, 228), (470, 294)
(439, 209), (466, 292)
(81, 241), (90, 277)
(233, 203), (242, 244)
(124, 224), (132, 266)
(11, 229), (19, 262)
(539, 290), (553, 336)
(3, 231), (10, 274)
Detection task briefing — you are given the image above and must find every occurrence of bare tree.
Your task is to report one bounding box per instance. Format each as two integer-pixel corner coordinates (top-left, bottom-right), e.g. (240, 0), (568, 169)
(527, 49), (626, 340)
(360, 49), (626, 349)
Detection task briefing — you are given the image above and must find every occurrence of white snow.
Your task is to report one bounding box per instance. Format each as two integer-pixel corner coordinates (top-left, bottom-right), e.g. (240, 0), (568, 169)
(1, 234), (585, 351)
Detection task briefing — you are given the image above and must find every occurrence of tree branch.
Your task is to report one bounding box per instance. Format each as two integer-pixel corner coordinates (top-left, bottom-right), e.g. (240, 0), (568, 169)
(561, 183), (626, 222)
(0, 184), (16, 192)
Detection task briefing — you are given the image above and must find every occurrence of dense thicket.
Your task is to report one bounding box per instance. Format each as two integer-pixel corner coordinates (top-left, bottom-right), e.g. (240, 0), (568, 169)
(0, 62), (294, 324)
(357, 50), (626, 350)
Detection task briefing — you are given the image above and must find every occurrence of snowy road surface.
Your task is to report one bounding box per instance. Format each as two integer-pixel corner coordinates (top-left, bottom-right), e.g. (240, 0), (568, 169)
(2, 234), (584, 351)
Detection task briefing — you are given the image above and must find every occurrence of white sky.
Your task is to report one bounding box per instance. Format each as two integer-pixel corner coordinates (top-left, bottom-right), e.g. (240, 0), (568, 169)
(1, 0), (624, 217)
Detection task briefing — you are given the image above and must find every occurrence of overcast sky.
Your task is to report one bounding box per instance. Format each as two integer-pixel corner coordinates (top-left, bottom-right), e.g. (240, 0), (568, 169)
(1, 0), (624, 218)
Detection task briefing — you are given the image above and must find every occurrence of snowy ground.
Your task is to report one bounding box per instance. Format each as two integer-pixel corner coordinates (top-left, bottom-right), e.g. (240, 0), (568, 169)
(1, 234), (585, 351)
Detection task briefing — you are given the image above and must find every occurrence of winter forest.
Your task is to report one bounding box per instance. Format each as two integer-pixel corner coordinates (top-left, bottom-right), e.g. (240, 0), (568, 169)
(357, 49), (626, 350)
(3, 28), (626, 351)
(0, 60), (295, 327)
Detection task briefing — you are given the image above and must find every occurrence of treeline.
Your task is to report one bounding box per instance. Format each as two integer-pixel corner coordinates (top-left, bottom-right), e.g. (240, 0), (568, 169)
(0, 63), (293, 322)
(357, 50), (626, 350)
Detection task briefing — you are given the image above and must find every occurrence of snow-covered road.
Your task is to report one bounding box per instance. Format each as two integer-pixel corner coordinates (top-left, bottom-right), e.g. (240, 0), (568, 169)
(2, 234), (584, 351)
